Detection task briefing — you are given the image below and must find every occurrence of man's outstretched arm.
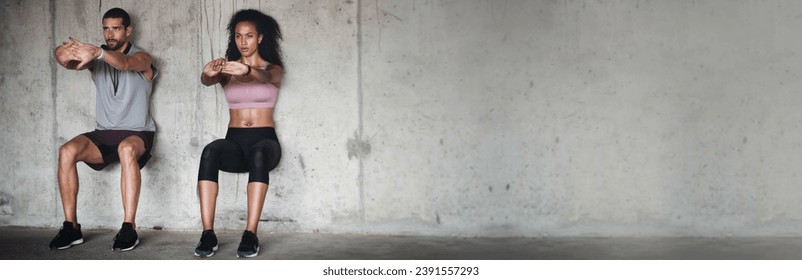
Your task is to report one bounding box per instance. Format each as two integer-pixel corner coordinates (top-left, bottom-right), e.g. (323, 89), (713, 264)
(70, 38), (151, 72)
(53, 41), (83, 70)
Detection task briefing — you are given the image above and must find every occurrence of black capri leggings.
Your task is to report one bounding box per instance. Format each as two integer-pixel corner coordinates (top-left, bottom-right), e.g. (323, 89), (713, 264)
(198, 127), (281, 184)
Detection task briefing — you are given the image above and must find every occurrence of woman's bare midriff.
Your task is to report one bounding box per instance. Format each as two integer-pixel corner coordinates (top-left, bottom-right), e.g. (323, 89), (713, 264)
(229, 108), (274, 128)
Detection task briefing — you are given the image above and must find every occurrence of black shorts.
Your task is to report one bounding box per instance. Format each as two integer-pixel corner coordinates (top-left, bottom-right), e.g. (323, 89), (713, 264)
(81, 130), (156, 171)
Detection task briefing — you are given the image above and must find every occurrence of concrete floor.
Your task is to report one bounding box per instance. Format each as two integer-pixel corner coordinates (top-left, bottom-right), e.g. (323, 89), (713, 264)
(2, 226), (802, 260)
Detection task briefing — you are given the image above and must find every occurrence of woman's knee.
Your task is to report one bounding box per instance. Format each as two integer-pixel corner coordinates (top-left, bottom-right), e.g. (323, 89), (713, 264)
(247, 141), (281, 184)
(198, 139), (229, 182)
(249, 140), (281, 171)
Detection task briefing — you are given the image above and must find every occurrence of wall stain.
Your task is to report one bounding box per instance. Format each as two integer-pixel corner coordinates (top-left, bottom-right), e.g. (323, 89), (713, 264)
(0, 192), (13, 215)
(257, 216), (296, 223)
(347, 132), (371, 160)
(73, 0), (87, 30)
(380, 9), (403, 22)
(298, 155), (307, 176)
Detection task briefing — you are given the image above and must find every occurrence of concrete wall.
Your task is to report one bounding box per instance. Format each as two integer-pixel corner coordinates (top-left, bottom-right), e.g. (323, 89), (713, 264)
(3, 0), (802, 237)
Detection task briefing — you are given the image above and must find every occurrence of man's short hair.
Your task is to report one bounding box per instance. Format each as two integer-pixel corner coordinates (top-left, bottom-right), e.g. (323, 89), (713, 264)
(103, 8), (131, 28)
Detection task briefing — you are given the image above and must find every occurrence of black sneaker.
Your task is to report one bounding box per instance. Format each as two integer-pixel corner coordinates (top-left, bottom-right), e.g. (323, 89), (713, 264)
(236, 230), (260, 258)
(194, 229), (218, 257)
(112, 222), (139, 251)
(49, 221), (84, 250)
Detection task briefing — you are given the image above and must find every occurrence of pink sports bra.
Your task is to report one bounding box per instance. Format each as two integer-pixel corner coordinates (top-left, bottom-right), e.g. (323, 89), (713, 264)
(223, 68), (279, 109)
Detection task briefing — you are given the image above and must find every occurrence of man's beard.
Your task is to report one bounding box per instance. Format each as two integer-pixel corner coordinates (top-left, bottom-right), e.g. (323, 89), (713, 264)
(105, 39), (123, 51)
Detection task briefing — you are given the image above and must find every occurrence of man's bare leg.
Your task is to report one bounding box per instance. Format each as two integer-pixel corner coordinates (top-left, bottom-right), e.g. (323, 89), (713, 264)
(118, 135), (145, 227)
(57, 135), (103, 227)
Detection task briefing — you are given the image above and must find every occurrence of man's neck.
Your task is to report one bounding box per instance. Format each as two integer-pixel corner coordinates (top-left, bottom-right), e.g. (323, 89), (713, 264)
(115, 41), (130, 54)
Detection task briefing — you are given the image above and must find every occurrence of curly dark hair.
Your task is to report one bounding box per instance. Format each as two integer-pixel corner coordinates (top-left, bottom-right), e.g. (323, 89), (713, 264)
(225, 9), (284, 68)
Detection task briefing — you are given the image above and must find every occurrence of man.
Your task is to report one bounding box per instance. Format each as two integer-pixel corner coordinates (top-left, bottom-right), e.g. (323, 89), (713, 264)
(50, 7), (157, 252)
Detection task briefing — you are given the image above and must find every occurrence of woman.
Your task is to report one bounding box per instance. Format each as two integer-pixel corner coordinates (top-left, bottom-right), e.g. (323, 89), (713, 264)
(195, 9), (284, 258)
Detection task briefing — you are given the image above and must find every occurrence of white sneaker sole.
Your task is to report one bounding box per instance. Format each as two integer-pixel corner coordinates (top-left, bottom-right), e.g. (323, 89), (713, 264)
(55, 238), (84, 250)
(113, 238), (140, 252)
(194, 245), (218, 257)
(236, 246), (260, 258)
